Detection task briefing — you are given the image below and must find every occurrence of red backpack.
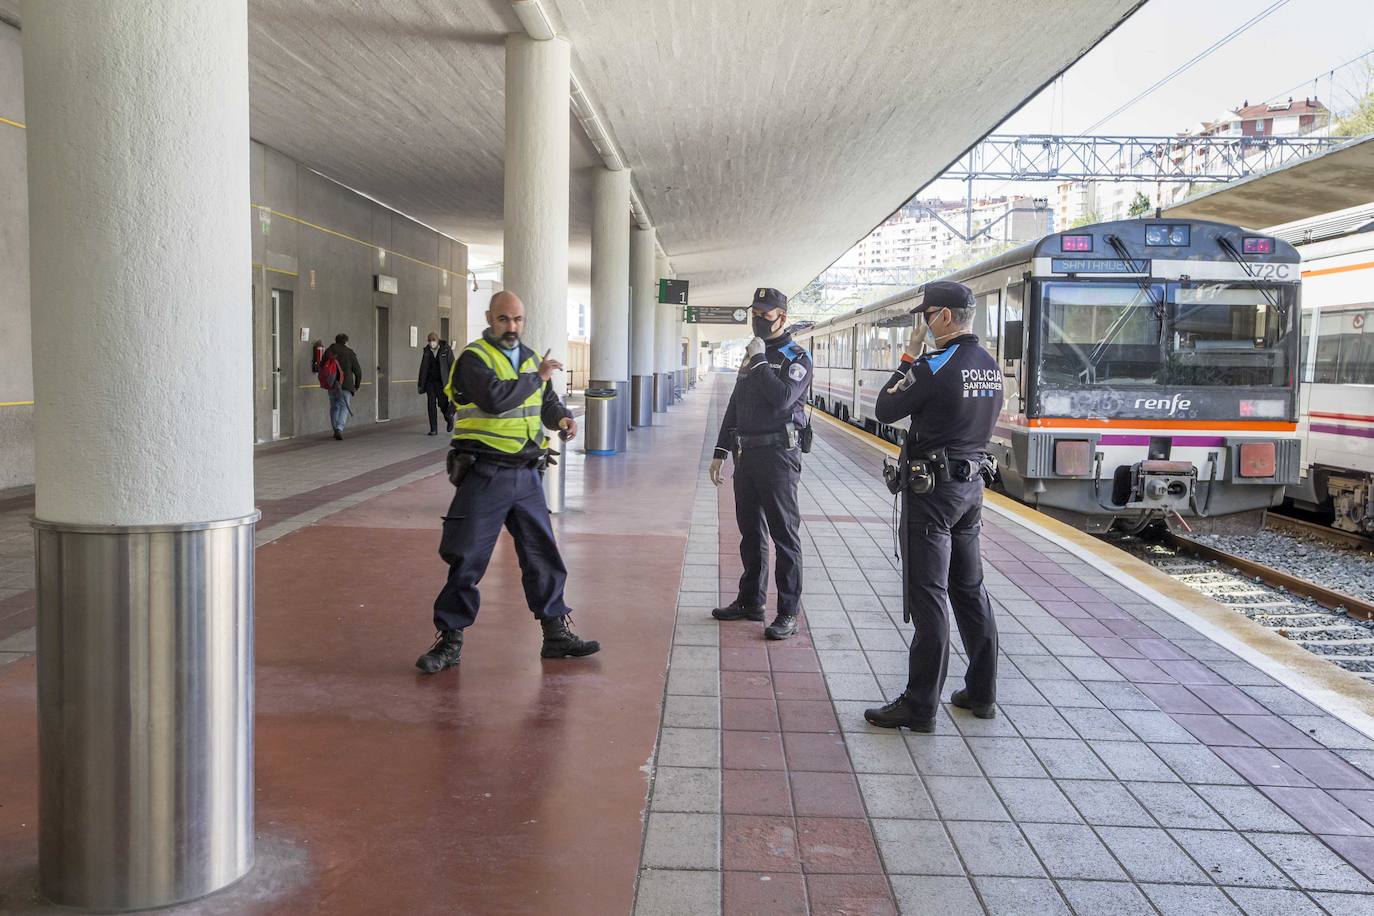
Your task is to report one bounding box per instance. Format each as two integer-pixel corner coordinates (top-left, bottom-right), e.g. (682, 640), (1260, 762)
(317, 347), (342, 390)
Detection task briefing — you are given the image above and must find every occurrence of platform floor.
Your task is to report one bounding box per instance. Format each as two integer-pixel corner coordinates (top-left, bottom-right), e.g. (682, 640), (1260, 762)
(1, 373), (1374, 914)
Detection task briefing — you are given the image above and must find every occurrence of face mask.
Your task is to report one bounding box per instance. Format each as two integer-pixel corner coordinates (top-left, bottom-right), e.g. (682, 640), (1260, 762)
(428, 341), (438, 350)
(752, 315), (778, 338)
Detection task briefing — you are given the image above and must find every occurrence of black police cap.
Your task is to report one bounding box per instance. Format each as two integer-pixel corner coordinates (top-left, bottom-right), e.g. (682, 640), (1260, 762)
(910, 280), (974, 314)
(751, 287), (788, 312)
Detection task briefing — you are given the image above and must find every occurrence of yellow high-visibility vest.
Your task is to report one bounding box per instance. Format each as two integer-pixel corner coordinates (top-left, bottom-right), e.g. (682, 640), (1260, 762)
(446, 337), (546, 453)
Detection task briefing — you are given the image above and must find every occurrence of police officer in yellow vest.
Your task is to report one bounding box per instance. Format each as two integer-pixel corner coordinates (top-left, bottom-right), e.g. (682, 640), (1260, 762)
(416, 291), (600, 673)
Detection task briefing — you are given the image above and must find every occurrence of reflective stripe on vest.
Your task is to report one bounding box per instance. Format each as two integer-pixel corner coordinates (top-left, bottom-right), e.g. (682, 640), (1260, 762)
(447, 338), (546, 452)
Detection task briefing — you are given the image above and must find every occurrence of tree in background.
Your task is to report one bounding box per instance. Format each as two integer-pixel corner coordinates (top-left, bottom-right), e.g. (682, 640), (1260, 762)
(1128, 191), (1152, 217)
(1335, 60), (1374, 137)
(1068, 210), (1101, 229)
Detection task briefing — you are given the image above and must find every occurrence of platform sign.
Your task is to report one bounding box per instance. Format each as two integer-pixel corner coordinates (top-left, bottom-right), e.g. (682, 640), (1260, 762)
(684, 306), (748, 324)
(658, 278), (689, 304)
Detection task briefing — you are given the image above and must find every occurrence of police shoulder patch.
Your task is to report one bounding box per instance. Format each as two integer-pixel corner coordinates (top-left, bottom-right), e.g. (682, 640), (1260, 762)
(788, 362), (807, 381)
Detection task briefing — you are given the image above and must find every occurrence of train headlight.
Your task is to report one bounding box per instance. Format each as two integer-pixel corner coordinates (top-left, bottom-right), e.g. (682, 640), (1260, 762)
(1054, 440), (1093, 477)
(1144, 224), (1190, 246)
(1238, 441), (1277, 478)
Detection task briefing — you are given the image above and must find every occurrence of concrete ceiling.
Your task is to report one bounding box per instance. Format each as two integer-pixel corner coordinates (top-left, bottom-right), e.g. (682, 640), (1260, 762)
(5, 0), (1146, 307)
(1163, 134), (1374, 228)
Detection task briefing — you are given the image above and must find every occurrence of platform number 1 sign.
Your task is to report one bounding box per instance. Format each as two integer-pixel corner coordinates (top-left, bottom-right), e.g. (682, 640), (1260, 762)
(658, 278), (689, 305)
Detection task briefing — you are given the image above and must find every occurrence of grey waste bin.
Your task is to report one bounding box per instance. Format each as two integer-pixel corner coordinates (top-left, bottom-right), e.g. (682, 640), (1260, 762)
(584, 387), (617, 455)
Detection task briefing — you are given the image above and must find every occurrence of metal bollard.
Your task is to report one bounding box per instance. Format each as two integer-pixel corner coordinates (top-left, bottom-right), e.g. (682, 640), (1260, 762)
(584, 387), (617, 455)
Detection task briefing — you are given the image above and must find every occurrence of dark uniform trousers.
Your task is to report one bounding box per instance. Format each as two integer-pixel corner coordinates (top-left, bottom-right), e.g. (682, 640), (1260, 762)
(733, 445), (803, 612)
(432, 461), (571, 630)
(425, 387), (454, 434)
(903, 478), (998, 717)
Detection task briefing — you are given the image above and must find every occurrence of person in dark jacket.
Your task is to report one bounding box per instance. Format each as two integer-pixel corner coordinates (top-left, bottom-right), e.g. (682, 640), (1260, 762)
(863, 281), (1003, 733)
(325, 333), (363, 440)
(708, 287), (812, 641)
(417, 331), (455, 436)
(416, 290), (599, 674)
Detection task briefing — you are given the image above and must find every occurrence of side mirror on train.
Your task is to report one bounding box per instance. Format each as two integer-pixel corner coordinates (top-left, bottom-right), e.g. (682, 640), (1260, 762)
(1003, 320), (1024, 362)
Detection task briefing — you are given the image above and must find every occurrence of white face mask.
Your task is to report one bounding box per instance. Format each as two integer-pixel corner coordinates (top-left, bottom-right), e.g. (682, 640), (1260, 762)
(429, 341), (438, 350)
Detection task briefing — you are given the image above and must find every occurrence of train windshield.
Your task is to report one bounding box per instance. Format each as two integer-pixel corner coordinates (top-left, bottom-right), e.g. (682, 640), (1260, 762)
(1040, 281), (1293, 389)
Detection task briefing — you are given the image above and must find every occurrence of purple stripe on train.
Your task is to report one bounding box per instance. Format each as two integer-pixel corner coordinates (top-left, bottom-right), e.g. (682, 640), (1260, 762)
(1311, 423), (1374, 440)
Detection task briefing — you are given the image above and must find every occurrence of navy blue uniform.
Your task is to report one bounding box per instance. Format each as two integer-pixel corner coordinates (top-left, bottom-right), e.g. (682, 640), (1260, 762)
(875, 333), (1003, 719)
(432, 339), (574, 631)
(715, 332), (812, 613)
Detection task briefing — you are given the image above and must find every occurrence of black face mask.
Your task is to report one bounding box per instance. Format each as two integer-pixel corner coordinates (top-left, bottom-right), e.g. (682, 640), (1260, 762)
(752, 316), (778, 338)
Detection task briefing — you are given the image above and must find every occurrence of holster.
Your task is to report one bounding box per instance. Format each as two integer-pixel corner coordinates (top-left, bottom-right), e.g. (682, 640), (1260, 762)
(446, 450), (477, 488)
(798, 425), (814, 454)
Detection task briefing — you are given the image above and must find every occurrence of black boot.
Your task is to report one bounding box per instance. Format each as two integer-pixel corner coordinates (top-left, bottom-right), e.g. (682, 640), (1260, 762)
(863, 693), (935, 732)
(950, 688), (997, 719)
(333, 428), (343, 441)
(711, 599), (764, 622)
(540, 615), (601, 658)
(765, 612), (799, 640)
(416, 628), (463, 674)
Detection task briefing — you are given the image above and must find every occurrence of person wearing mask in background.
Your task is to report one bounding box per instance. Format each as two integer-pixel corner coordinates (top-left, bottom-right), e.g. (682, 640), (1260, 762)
(326, 332), (363, 440)
(415, 291), (599, 675)
(417, 331), (455, 436)
(708, 287), (812, 641)
(863, 281), (1002, 733)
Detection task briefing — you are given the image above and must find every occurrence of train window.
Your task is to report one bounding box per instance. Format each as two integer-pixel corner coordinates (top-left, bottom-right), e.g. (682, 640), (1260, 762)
(978, 292), (1000, 359)
(1040, 282), (1164, 386)
(1313, 307), (1374, 385)
(814, 333), (829, 368)
(833, 329), (853, 369)
(1167, 284), (1292, 387)
(1300, 312), (1312, 382)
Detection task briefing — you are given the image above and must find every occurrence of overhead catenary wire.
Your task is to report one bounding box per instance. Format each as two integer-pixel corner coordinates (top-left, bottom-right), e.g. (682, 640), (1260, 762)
(1080, 0), (1293, 134)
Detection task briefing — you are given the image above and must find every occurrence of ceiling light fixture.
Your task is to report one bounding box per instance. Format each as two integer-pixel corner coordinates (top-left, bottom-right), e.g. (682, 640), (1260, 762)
(511, 0), (556, 40)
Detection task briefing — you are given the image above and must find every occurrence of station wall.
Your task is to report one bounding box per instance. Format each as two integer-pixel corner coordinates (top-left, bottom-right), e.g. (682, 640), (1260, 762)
(0, 21), (471, 491)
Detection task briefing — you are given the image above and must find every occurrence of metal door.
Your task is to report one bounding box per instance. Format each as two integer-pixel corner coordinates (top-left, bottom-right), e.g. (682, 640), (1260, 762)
(375, 306), (390, 420)
(270, 290), (282, 438)
(440, 316), (450, 343)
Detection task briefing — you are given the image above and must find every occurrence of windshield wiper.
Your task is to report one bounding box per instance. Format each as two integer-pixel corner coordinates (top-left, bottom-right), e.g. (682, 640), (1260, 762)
(1079, 234), (1163, 381)
(1215, 236), (1283, 319)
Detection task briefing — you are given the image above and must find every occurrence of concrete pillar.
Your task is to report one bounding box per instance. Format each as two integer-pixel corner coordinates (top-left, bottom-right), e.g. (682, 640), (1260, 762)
(629, 226), (656, 427)
(23, 0), (254, 908)
(588, 167), (630, 453)
(654, 254), (674, 412)
(504, 33), (570, 509)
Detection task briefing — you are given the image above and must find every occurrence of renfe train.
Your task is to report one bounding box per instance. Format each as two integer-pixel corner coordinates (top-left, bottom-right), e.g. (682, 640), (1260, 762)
(800, 218), (1304, 533)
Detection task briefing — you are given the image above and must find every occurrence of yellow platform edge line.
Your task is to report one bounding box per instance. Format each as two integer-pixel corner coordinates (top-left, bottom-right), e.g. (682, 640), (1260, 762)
(810, 408), (1374, 736)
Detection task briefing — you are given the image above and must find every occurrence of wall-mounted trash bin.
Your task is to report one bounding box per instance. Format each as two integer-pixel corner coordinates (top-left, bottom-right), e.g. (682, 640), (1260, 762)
(584, 387), (617, 455)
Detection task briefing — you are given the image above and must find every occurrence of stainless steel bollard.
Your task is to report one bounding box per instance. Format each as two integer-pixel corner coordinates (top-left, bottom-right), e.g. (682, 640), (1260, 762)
(34, 514), (257, 911)
(584, 387), (617, 455)
(630, 375), (654, 427)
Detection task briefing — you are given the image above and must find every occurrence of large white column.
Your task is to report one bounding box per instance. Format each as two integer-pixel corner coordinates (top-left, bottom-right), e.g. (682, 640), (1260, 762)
(504, 34), (570, 506)
(654, 254), (674, 411)
(24, 0), (254, 908)
(629, 226), (656, 427)
(589, 167), (630, 452)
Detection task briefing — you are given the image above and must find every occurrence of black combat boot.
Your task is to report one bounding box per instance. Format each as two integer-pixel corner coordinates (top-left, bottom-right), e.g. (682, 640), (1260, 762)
(540, 615), (601, 658)
(764, 612), (799, 640)
(711, 599), (764, 622)
(333, 428), (343, 441)
(950, 688), (997, 719)
(863, 692), (935, 733)
(415, 628), (463, 674)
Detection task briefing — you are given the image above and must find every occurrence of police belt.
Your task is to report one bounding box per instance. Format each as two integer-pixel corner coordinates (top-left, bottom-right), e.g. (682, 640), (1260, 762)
(735, 430), (798, 450)
(885, 449), (994, 495)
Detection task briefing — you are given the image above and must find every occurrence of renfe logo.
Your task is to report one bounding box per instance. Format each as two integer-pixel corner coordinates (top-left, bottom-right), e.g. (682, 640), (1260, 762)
(1135, 394), (1193, 415)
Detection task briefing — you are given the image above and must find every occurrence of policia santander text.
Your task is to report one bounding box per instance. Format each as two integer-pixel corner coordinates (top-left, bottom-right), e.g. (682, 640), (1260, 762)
(416, 291), (599, 674)
(710, 287), (812, 641)
(863, 281), (1002, 732)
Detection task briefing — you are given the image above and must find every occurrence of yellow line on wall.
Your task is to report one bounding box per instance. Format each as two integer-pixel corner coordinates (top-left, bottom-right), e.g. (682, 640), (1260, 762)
(252, 204), (454, 276)
(0, 115), (24, 129)
(0, 400), (35, 407)
(253, 262), (299, 278)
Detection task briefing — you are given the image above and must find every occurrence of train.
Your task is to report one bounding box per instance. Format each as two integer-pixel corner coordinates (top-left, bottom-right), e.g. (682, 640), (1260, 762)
(1285, 207), (1374, 533)
(798, 217), (1304, 534)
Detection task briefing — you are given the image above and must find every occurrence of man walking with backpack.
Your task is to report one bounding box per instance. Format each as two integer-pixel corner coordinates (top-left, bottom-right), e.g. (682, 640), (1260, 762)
(319, 333), (362, 440)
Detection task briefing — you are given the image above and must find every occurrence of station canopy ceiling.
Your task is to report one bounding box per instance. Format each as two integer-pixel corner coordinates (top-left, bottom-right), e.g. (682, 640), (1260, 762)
(1163, 134), (1374, 229)
(3, 0), (1145, 307)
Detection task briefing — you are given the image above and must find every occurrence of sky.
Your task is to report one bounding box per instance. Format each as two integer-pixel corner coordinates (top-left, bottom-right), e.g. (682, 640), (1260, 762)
(923, 0), (1374, 201)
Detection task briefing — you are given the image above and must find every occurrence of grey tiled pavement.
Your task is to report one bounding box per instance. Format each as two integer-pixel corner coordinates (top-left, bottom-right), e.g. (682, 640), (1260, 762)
(636, 372), (1374, 915)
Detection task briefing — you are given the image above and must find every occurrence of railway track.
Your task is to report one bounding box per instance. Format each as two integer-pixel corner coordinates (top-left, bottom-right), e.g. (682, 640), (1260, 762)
(1149, 532), (1374, 681)
(1267, 512), (1374, 552)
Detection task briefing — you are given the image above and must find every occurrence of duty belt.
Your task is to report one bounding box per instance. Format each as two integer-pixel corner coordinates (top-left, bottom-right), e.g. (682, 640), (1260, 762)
(735, 430), (798, 450)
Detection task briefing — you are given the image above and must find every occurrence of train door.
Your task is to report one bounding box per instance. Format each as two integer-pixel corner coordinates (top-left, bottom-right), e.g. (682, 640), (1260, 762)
(1003, 281), (1025, 416)
(375, 305), (390, 421)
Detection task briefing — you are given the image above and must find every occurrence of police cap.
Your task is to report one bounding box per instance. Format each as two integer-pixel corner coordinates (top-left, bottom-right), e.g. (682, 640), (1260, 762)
(910, 280), (974, 314)
(751, 287), (788, 312)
